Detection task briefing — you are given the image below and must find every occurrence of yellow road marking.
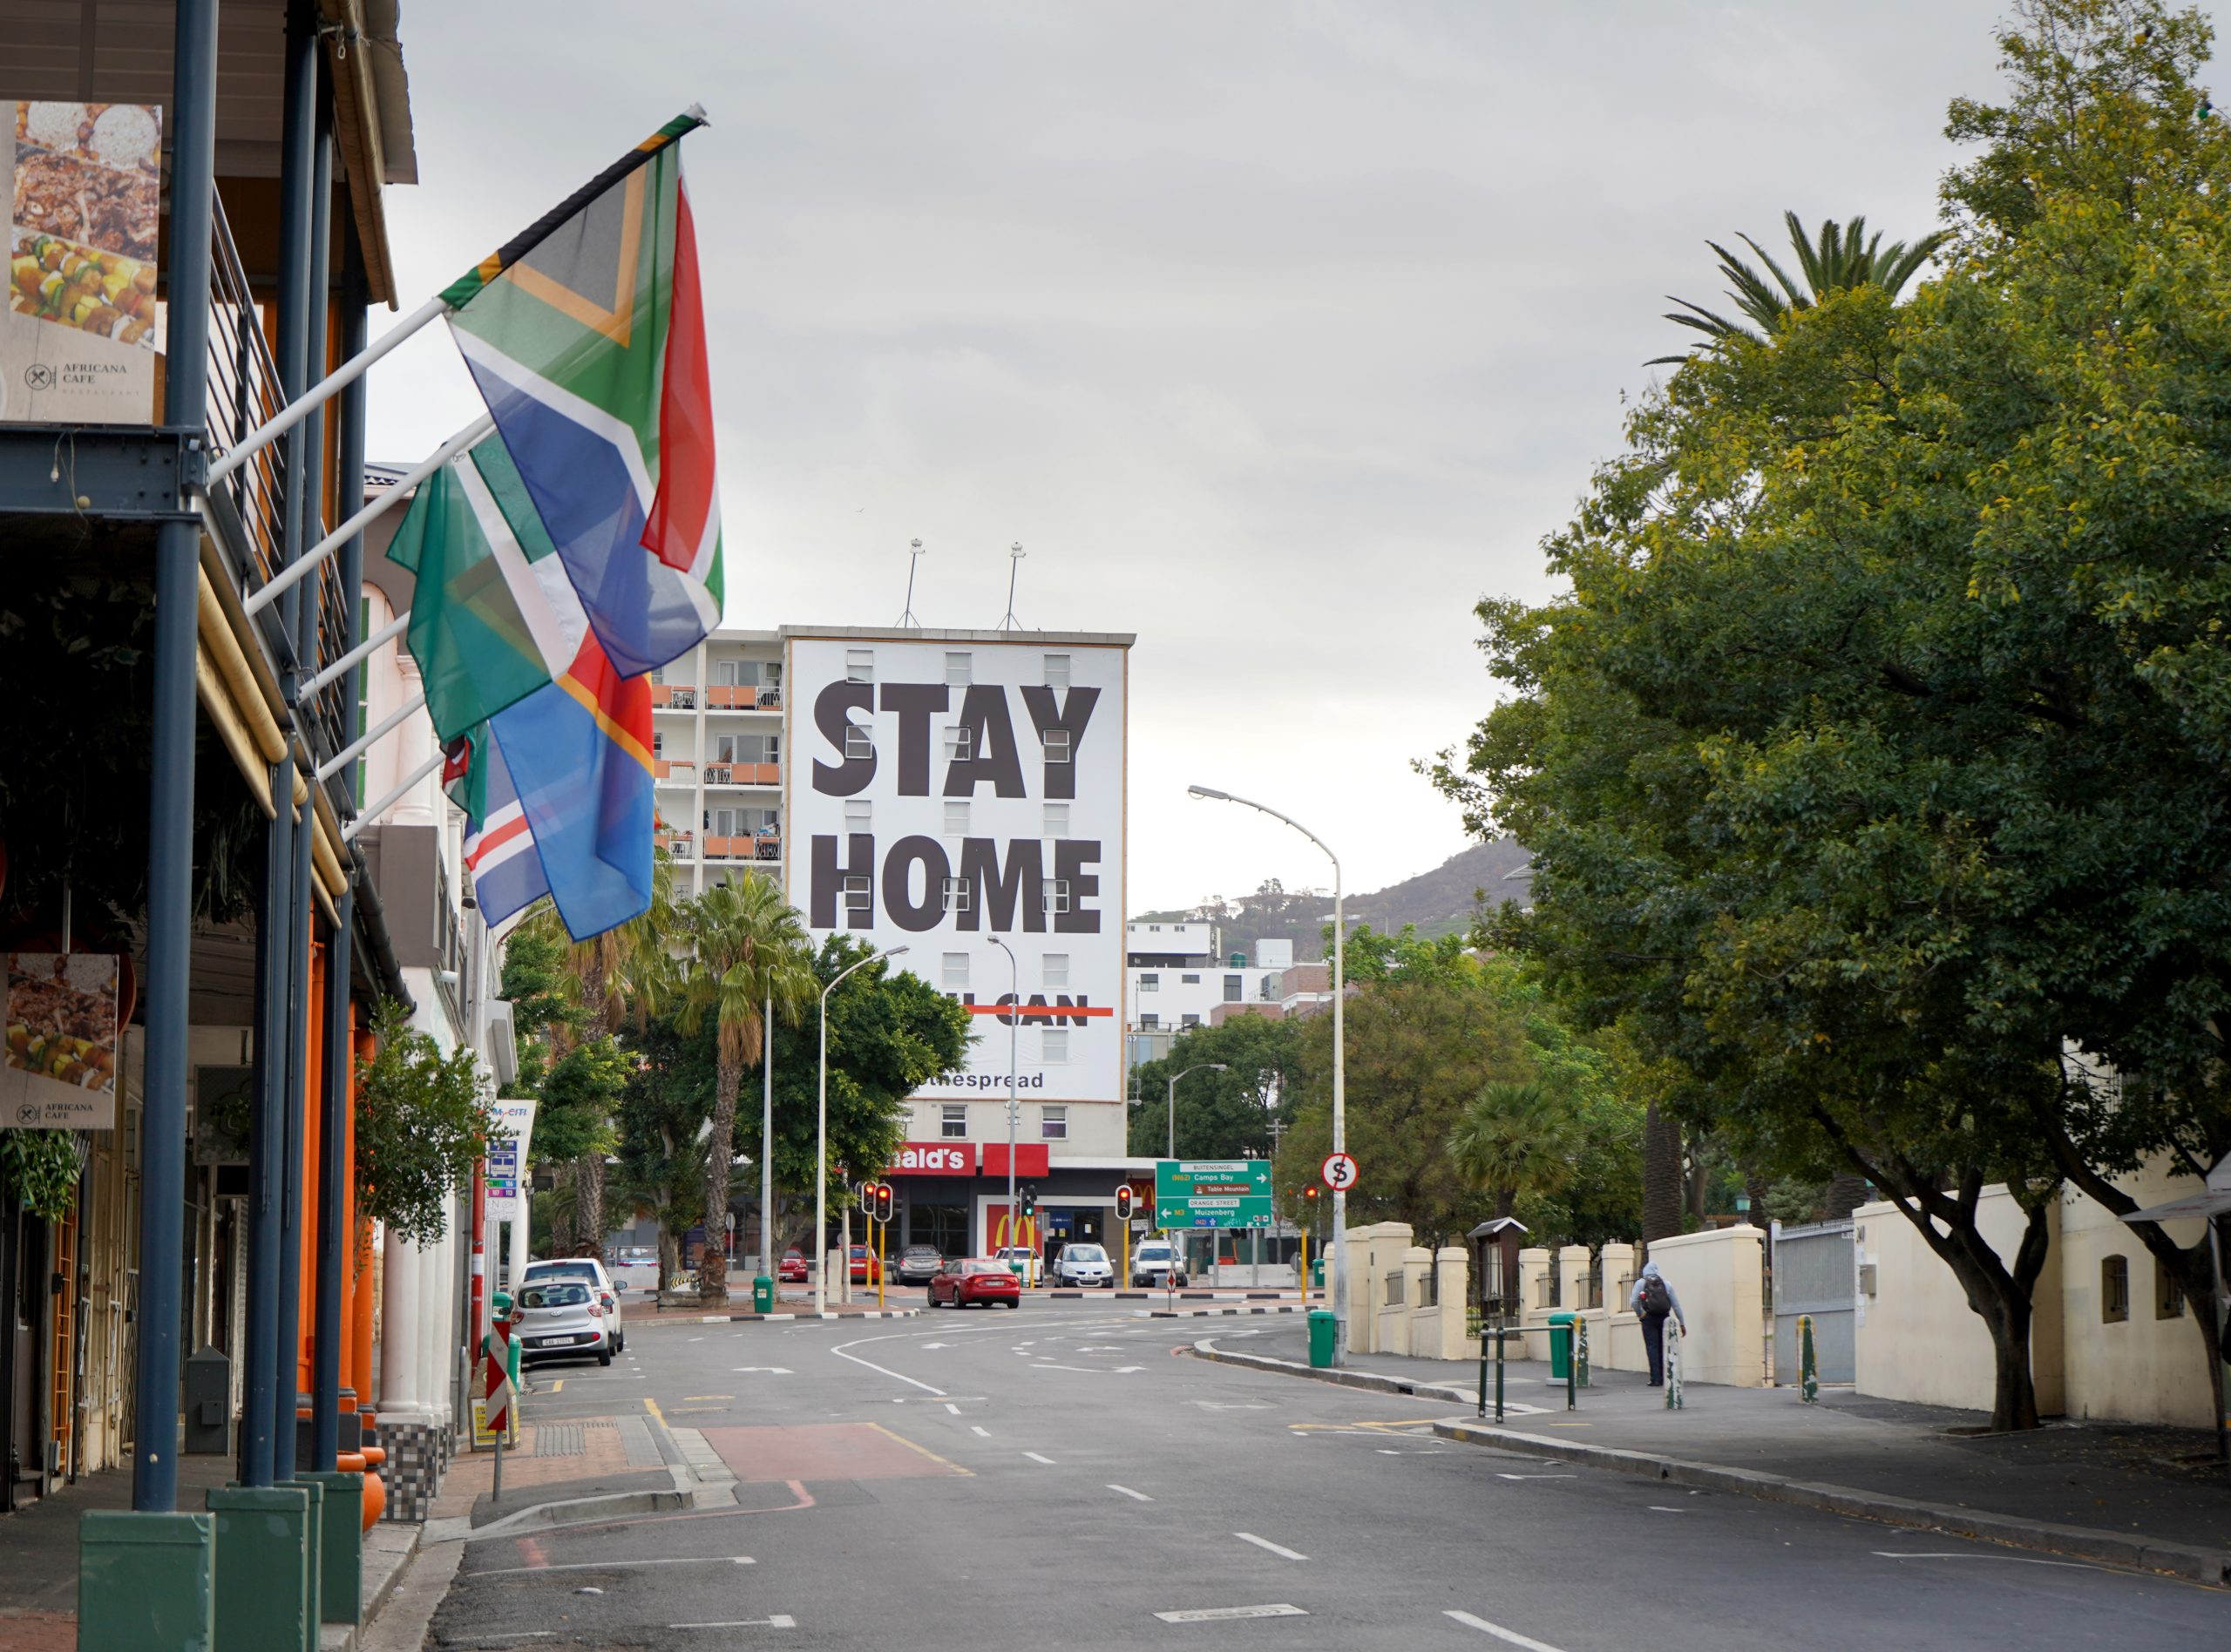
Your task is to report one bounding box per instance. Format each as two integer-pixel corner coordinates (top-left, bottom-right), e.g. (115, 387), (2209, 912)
(683, 1395), (734, 1401)
(1286, 1418), (1441, 1433)
(865, 1420), (974, 1477)
(548, 1381), (562, 1393)
(644, 1396), (668, 1427)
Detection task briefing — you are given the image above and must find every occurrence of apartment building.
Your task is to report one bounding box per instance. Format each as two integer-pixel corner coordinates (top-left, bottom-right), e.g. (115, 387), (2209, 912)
(1125, 924), (1294, 1032)
(644, 628), (789, 896)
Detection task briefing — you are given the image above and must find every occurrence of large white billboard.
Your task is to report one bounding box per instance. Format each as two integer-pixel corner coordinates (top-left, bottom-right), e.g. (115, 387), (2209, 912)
(783, 630), (1129, 1106)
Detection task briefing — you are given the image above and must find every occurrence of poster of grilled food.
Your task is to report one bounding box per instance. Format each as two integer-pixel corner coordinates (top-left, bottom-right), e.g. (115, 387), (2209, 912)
(2, 952), (120, 1131)
(1, 101), (161, 424)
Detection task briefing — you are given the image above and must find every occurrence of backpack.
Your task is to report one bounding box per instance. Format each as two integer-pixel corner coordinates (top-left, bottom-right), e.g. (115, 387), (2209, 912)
(1638, 1275), (1671, 1319)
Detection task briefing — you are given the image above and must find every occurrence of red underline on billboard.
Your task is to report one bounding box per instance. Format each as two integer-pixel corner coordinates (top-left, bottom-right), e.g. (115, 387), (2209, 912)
(964, 1003), (1115, 1018)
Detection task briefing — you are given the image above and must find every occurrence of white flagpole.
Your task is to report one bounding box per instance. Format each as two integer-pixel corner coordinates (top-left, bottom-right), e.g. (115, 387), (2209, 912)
(302, 610), (410, 698)
(243, 413), (495, 619)
(316, 692), (426, 784)
(206, 295), (451, 490)
(341, 749), (447, 844)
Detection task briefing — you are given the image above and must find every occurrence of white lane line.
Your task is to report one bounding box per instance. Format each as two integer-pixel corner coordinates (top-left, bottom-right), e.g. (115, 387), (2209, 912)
(731, 1366), (792, 1375)
(944, 1402), (961, 1415)
(1107, 1484), (1153, 1502)
(1495, 1473), (1576, 1480)
(1023, 1451), (1057, 1465)
(1646, 1506), (1687, 1513)
(829, 1334), (947, 1396)
(1233, 1532), (1307, 1561)
(670, 1616), (797, 1629)
(970, 1425), (992, 1438)
(1156, 1605), (1305, 1623)
(1446, 1610), (1568, 1650)
(1872, 1552), (2099, 1568)
(471, 1556), (753, 1580)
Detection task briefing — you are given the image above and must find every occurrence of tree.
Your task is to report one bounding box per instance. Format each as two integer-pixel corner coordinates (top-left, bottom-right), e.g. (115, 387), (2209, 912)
(610, 1012), (715, 1292)
(1652, 210), (1949, 363)
(1127, 1015), (1299, 1161)
(1448, 1080), (1576, 1223)
(355, 999), (494, 1245)
(674, 872), (817, 1304)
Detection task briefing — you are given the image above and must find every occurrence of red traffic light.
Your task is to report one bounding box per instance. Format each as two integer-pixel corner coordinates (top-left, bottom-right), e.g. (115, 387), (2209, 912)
(871, 1182), (895, 1223)
(1115, 1185), (1136, 1222)
(1303, 1185), (1319, 1200)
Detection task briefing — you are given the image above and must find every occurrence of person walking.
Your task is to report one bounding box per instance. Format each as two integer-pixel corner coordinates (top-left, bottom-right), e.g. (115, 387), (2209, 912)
(1631, 1260), (1687, 1386)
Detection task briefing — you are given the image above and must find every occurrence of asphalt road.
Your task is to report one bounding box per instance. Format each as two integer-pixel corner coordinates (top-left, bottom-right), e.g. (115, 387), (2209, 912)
(428, 1295), (2228, 1649)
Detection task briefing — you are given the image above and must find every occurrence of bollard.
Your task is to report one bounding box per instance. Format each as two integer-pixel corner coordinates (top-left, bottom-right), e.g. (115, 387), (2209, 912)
(1665, 1323), (1685, 1411)
(1495, 1314), (1506, 1424)
(1477, 1317), (1488, 1419)
(1576, 1317), (1590, 1389)
(1799, 1312), (1819, 1405)
(1565, 1333), (1577, 1412)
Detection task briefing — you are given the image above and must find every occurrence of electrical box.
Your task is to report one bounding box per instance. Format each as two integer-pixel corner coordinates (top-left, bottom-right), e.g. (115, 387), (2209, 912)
(1857, 1263), (1879, 1297)
(183, 1344), (231, 1455)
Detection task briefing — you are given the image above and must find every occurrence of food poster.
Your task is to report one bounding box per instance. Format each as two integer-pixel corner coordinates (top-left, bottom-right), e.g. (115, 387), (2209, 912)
(2, 952), (120, 1130)
(2, 100), (161, 423)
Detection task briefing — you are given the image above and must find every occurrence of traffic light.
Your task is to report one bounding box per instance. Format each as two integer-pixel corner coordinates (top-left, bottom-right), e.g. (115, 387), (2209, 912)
(871, 1182), (894, 1223)
(1020, 1184), (1037, 1216)
(1115, 1185), (1135, 1222)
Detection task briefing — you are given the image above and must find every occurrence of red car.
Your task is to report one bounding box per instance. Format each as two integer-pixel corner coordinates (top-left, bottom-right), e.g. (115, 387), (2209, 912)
(777, 1249), (808, 1283)
(927, 1258), (1021, 1310)
(849, 1244), (883, 1285)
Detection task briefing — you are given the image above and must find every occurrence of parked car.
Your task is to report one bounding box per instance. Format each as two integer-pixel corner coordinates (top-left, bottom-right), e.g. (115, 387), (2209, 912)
(777, 1249), (809, 1283)
(514, 1279), (612, 1365)
(1129, 1239), (1188, 1289)
(520, 1256), (626, 1354)
(928, 1257), (1022, 1310)
(896, 1244), (944, 1285)
(993, 1246), (1041, 1286)
(849, 1244), (884, 1285)
(1051, 1242), (1115, 1288)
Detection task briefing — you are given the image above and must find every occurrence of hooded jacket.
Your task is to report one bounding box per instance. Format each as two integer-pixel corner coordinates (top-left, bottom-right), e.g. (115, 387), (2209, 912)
(1630, 1260), (1685, 1329)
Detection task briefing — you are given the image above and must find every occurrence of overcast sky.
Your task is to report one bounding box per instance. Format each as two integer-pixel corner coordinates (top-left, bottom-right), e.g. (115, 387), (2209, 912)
(364, 2), (2098, 914)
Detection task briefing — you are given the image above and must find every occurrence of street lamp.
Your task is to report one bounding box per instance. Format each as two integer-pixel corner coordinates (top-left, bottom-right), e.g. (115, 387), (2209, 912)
(817, 944), (907, 1315)
(987, 935), (1020, 1260)
(1189, 783), (1346, 1364)
(1165, 1062), (1229, 1161)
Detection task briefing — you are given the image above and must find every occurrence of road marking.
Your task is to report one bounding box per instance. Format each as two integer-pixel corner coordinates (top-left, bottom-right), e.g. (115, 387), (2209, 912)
(546, 1381), (561, 1393)
(1495, 1473), (1577, 1480)
(1107, 1484), (1153, 1501)
(865, 1420), (973, 1477)
(471, 1556), (755, 1580)
(920, 1343), (952, 1350)
(1023, 1451), (1056, 1464)
(1446, 1610), (1568, 1649)
(731, 1366), (793, 1375)
(1872, 1552), (2099, 1568)
(1648, 1506), (1686, 1513)
(1233, 1533), (1307, 1561)
(671, 1616), (797, 1629)
(831, 1335), (949, 1396)
(642, 1397), (667, 1428)
(684, 1395), (734, 1401)
(970, 1425), (992, 1438)
(944, 1403), (961, 1415)
(1156, 1605), (1305, 1623)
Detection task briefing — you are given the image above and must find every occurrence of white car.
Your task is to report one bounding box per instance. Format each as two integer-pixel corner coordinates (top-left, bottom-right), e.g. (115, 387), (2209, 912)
(1129, 1239), (1189, 1289)
(1052, 1242), (1115, 1288)
(520, 1257), (626, 1354)
(993, 1246), (1041, 1286)
(514, 1278), (612, 1366)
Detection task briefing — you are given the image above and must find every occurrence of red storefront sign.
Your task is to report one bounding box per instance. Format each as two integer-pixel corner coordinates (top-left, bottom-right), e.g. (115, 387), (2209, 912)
(980, 1142), (1050, 1178)
(886, 1141), (977, 1176)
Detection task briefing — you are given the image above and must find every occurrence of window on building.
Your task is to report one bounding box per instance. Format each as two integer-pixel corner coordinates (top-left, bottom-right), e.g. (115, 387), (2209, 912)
(943, 877), (972, 914)
(845, 648), (874, 684)
(1139, 1013), (1159, 1031)
(944, 723), (973, 762)
(1043, 802), (1070, 838)
(909, 1200), (967, 1255)
(1224, 974), (1243, 1003)
(1181, 973), (1200, 985)
(1149, 924), (1162, 932)
(1181, 1013), (1201, 1028)
(1041, 1029), (1069, 1064)
(1040, 1105), (1068, 1141)
(713, 660), (740, 686)
(843, 875), (871, 915)
(844, 799), (872, 833)
(945, 801), (970, 836)
(650, 666), (666, 685)
(945, 651), (972, 687)
(942, 952), (970, 989)
(2156, 1258), (2186, 1320)
(844, 720), (873, 762)
(1044, 953), (1069, 987)
(652, 732), (665, 758)
(2101, 1255), (2130, 1323)
(1043, 878), (1070, 916)
(1043, 653), (1070, 688)
(940, 1103), (967, 1139)
(1137, 972), (1159, 992)
(1042, 728), (1072, 764)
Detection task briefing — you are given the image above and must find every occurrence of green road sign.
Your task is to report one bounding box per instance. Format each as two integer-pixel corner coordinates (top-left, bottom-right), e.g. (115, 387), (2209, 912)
(1155, 1159), (1273, 1229)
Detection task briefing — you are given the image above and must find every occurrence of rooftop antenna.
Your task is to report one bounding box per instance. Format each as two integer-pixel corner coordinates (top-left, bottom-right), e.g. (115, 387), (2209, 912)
(997, 541), (1027, 631)
(898, 538), (926, 629)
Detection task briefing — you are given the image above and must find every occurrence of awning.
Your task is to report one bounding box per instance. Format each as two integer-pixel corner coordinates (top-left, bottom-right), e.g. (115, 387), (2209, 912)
(2119, 1161), (2231, 1224)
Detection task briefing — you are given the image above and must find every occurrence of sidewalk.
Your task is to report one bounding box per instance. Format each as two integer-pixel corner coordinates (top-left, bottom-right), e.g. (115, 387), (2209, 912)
(1200, 1323), (2231, 1580)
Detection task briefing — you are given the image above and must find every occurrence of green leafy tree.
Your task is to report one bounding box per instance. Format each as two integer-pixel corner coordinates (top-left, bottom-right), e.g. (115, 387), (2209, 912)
(610, 1012), (715, 1291)
(1653, 210), (1950, 363)
(355, 999), (494, 1245)
(675, 872), (817, 1303)
(1127, 1014), (1299, 1161)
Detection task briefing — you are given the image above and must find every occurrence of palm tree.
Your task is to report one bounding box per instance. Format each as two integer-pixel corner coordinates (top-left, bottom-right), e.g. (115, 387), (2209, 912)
(1448, 1080), (1577, 1224)
(514, 850), (682, 1255)
(675, 872), (817, 1304)
(1651, 211), (1950, 364)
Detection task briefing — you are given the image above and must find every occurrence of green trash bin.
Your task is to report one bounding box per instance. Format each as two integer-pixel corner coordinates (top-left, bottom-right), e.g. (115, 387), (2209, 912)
(1310, 1256), (1325, 1289)
(1307, 1308), (1338, 1369)
(1547, 1310), (1577, 1380)
(752, 1274), (775, 1314)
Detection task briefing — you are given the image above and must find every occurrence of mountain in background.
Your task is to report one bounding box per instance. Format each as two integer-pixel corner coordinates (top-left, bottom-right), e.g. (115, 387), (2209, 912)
(1139, 839), (1530, 964)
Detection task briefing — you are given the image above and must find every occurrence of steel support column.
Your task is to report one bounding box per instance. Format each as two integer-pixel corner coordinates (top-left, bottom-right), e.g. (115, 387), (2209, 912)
(132, 0), (220, 1516)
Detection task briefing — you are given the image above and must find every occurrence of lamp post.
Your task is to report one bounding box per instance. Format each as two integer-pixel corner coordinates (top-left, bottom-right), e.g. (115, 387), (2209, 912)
(817, 944), (907, 1316)
(1189, 784), (1346, 1364)
(1165, 1062), (1229, 1161)
(988, 935), (1019, 1259)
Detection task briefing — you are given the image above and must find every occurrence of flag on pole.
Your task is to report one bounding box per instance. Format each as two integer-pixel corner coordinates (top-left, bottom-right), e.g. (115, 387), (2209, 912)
(441, 109), (723, 678)
(445, 728), (553, 929)
(489, 635), (655, 942)
(390, 437), (593, 743)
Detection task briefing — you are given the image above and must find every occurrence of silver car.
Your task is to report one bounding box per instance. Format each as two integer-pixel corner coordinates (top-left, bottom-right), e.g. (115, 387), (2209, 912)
(521, 1256), (626, 1354)
(1052, 1242), (1115, 1287)
(515, 1279), (612, 1366)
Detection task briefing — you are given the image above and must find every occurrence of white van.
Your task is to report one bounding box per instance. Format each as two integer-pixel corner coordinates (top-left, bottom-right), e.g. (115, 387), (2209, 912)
(1129, 1239), (1189, 1289)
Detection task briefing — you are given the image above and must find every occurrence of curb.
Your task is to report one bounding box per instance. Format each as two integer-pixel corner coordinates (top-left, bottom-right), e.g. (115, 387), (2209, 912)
(634, 1307), (920, 1327)
(1187, 1338), (2231, 1587)
(1151, 1305), (1307, 1320)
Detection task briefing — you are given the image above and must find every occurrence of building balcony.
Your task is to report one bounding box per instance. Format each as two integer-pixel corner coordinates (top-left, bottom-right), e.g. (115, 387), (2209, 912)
(703, 762), (780, 787)
(705, 685), (782, 711)
(654, 759), (696, 783)
(652, 684), (699, 710)
(702, 832), (783, 863)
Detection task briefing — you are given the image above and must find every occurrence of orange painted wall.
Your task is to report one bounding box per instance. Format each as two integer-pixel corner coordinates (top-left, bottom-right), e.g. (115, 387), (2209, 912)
(298, 934), (325, 1398)
(351, 1020), (376, 1410)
